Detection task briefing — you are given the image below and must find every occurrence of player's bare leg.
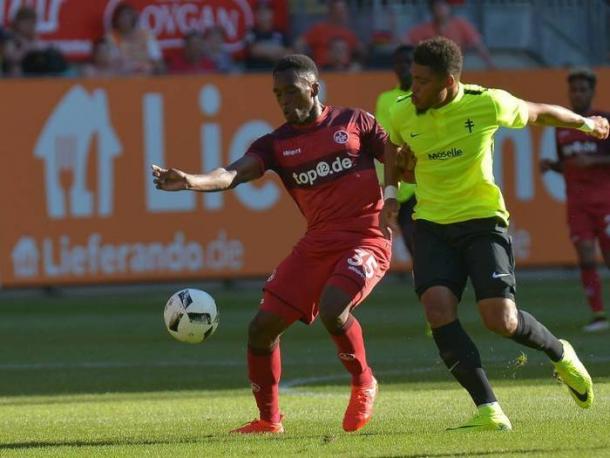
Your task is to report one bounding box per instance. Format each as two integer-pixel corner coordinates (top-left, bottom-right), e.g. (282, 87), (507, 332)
(319, 285), (377, 432)
(575, 240), (607, 332)
(231, 310), (291, 434)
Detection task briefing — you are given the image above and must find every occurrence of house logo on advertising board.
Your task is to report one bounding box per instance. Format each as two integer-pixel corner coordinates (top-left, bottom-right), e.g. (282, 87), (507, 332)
(34, 85), (122, 219)
(12, 237), (39, 278)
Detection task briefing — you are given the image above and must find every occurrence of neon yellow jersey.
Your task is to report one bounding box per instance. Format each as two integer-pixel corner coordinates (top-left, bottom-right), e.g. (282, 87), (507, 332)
(386, 83), (529, 224)
(375, 86), (416, 203)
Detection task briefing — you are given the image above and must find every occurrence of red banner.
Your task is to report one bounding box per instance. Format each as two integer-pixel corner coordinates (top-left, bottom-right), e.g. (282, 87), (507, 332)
(0, 0), (288, 59)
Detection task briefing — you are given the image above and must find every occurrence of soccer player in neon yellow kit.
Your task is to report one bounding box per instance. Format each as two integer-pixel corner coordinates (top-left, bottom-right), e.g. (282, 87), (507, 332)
(381, 37), (609, 431)
(375, 45), (417, 254)
(376, 45), (433, 337)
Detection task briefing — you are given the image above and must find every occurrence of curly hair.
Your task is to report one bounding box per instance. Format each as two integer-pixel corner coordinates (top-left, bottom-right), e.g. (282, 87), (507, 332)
(413, 37), (462, 78)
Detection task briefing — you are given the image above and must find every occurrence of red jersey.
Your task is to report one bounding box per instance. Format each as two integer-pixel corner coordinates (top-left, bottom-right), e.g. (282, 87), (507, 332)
(555, 110), (610, 205)
(246, 106), (387, 243)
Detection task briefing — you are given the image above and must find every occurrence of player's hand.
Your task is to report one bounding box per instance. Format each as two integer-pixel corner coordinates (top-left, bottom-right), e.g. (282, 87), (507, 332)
(151, 164), (189, 191)
(396, 145), (416, 183)
(380, 198), (399, 240)
(539, 159), (554, 173)
(585, 116), (609, 140)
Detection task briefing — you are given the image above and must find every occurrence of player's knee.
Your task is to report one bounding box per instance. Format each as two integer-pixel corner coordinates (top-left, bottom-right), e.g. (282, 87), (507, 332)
(421, 288), (458, 327)
(480, 309), (518, 336)
(424, 304), (456, 327)
(319, 302), (350, 332)
(318, 286), (352, 332)
(247, 315), (280, 350)
(575, 243), (597, 265)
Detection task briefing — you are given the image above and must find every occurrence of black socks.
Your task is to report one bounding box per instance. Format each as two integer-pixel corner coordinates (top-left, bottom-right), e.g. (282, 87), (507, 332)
(432, 320), (497, 406)
(510, 310), (564, 362)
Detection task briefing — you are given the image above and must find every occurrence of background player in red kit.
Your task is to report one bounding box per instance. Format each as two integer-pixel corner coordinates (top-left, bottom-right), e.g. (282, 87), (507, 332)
(152, 55), (391, 433)
(541, 68), (610, 332)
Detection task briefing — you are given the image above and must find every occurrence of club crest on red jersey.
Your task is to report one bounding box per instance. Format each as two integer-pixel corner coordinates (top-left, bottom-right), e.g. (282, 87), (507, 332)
(334, 130), (349, 144)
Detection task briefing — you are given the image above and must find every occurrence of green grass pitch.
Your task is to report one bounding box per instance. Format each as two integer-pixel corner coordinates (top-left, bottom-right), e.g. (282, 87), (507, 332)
(0, 277), (608, 457)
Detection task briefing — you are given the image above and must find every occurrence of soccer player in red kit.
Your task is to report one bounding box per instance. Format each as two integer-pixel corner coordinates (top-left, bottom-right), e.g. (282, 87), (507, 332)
(541, 68), (610, 332)
(152, 54), (391, 433)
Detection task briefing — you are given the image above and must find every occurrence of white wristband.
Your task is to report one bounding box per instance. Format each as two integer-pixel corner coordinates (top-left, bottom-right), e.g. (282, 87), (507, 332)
(578, 117), (595, 133)
(384, 185), (398, 200)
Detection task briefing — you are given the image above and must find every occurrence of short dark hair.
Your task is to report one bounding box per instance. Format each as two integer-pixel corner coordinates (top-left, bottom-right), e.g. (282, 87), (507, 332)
(273, 54), (319, 79)
(567, 67), (596, 89)
(413, 37), (462, 78)
(112, 2), (138, 30)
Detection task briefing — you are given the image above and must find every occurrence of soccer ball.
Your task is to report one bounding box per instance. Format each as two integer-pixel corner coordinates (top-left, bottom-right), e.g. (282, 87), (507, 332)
(163, 288), (219, 344)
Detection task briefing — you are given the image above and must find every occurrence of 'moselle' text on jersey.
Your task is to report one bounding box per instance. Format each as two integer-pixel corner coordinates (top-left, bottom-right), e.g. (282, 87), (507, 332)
(387, 83), (529, 225)
(246, 106), (387, 241)
(556, 110), (610, 205)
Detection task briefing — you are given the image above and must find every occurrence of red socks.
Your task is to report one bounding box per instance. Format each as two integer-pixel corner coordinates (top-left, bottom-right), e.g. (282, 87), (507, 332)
(580, 266), (604, 313)
(246, 315), (372, 422)
(247, 345), (282, 423)
(330, 316), (373, 387)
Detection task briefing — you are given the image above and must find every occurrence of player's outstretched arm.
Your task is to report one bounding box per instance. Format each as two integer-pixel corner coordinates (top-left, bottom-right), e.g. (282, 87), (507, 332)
(152, 156), (263, 192)
(526, 102), (610, 140)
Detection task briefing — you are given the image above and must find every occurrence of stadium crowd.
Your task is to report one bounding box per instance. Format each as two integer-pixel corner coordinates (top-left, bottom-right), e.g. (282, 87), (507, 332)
(0, 0), (492, 78)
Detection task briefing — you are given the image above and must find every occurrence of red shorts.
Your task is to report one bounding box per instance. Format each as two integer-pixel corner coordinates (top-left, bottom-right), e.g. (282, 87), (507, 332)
(567, 200), (610, 250)
(260, 236), (391, 325)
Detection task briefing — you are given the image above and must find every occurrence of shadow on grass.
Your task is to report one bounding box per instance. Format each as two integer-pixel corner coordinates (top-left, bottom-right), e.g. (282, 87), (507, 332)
(385, 445), (610, 457)
(1, 434), (608, 458)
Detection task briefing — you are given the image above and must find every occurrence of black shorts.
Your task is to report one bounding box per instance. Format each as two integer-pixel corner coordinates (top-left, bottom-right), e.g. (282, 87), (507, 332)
(412, 217), (516, 302)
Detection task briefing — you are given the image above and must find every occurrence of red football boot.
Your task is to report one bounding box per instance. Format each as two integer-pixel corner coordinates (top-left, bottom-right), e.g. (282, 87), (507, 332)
(230, 417), (284, 434)
(342, 377), (378, 432)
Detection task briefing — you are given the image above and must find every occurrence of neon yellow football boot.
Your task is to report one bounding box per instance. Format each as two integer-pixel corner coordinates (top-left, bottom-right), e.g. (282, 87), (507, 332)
(448, 403), (512, 432)
(552, 339), (594, 409)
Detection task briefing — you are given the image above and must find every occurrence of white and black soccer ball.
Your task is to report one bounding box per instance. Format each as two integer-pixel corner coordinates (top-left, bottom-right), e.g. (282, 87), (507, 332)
(163, 288), (219, 344)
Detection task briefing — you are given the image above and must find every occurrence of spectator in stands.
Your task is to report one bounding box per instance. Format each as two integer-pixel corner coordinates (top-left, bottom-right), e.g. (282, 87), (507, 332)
(21, 47), (68, 76)
(244, 2), (291, 71)
(295, 0), (365, 68)
(202, 26), (239, 73)
(4, 6), (46, 75)
(106, 2), (164, 75)
(406, 0), (494, 68)
(82, 38), (123, 78)
(168, 31), (216, 75)
(323, 37), (362, 72)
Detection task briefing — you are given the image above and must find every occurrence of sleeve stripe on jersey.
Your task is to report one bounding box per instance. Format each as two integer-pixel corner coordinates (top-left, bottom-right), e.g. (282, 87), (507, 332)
(464, 88), (487, 95)
(396, 94), (412, 103)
